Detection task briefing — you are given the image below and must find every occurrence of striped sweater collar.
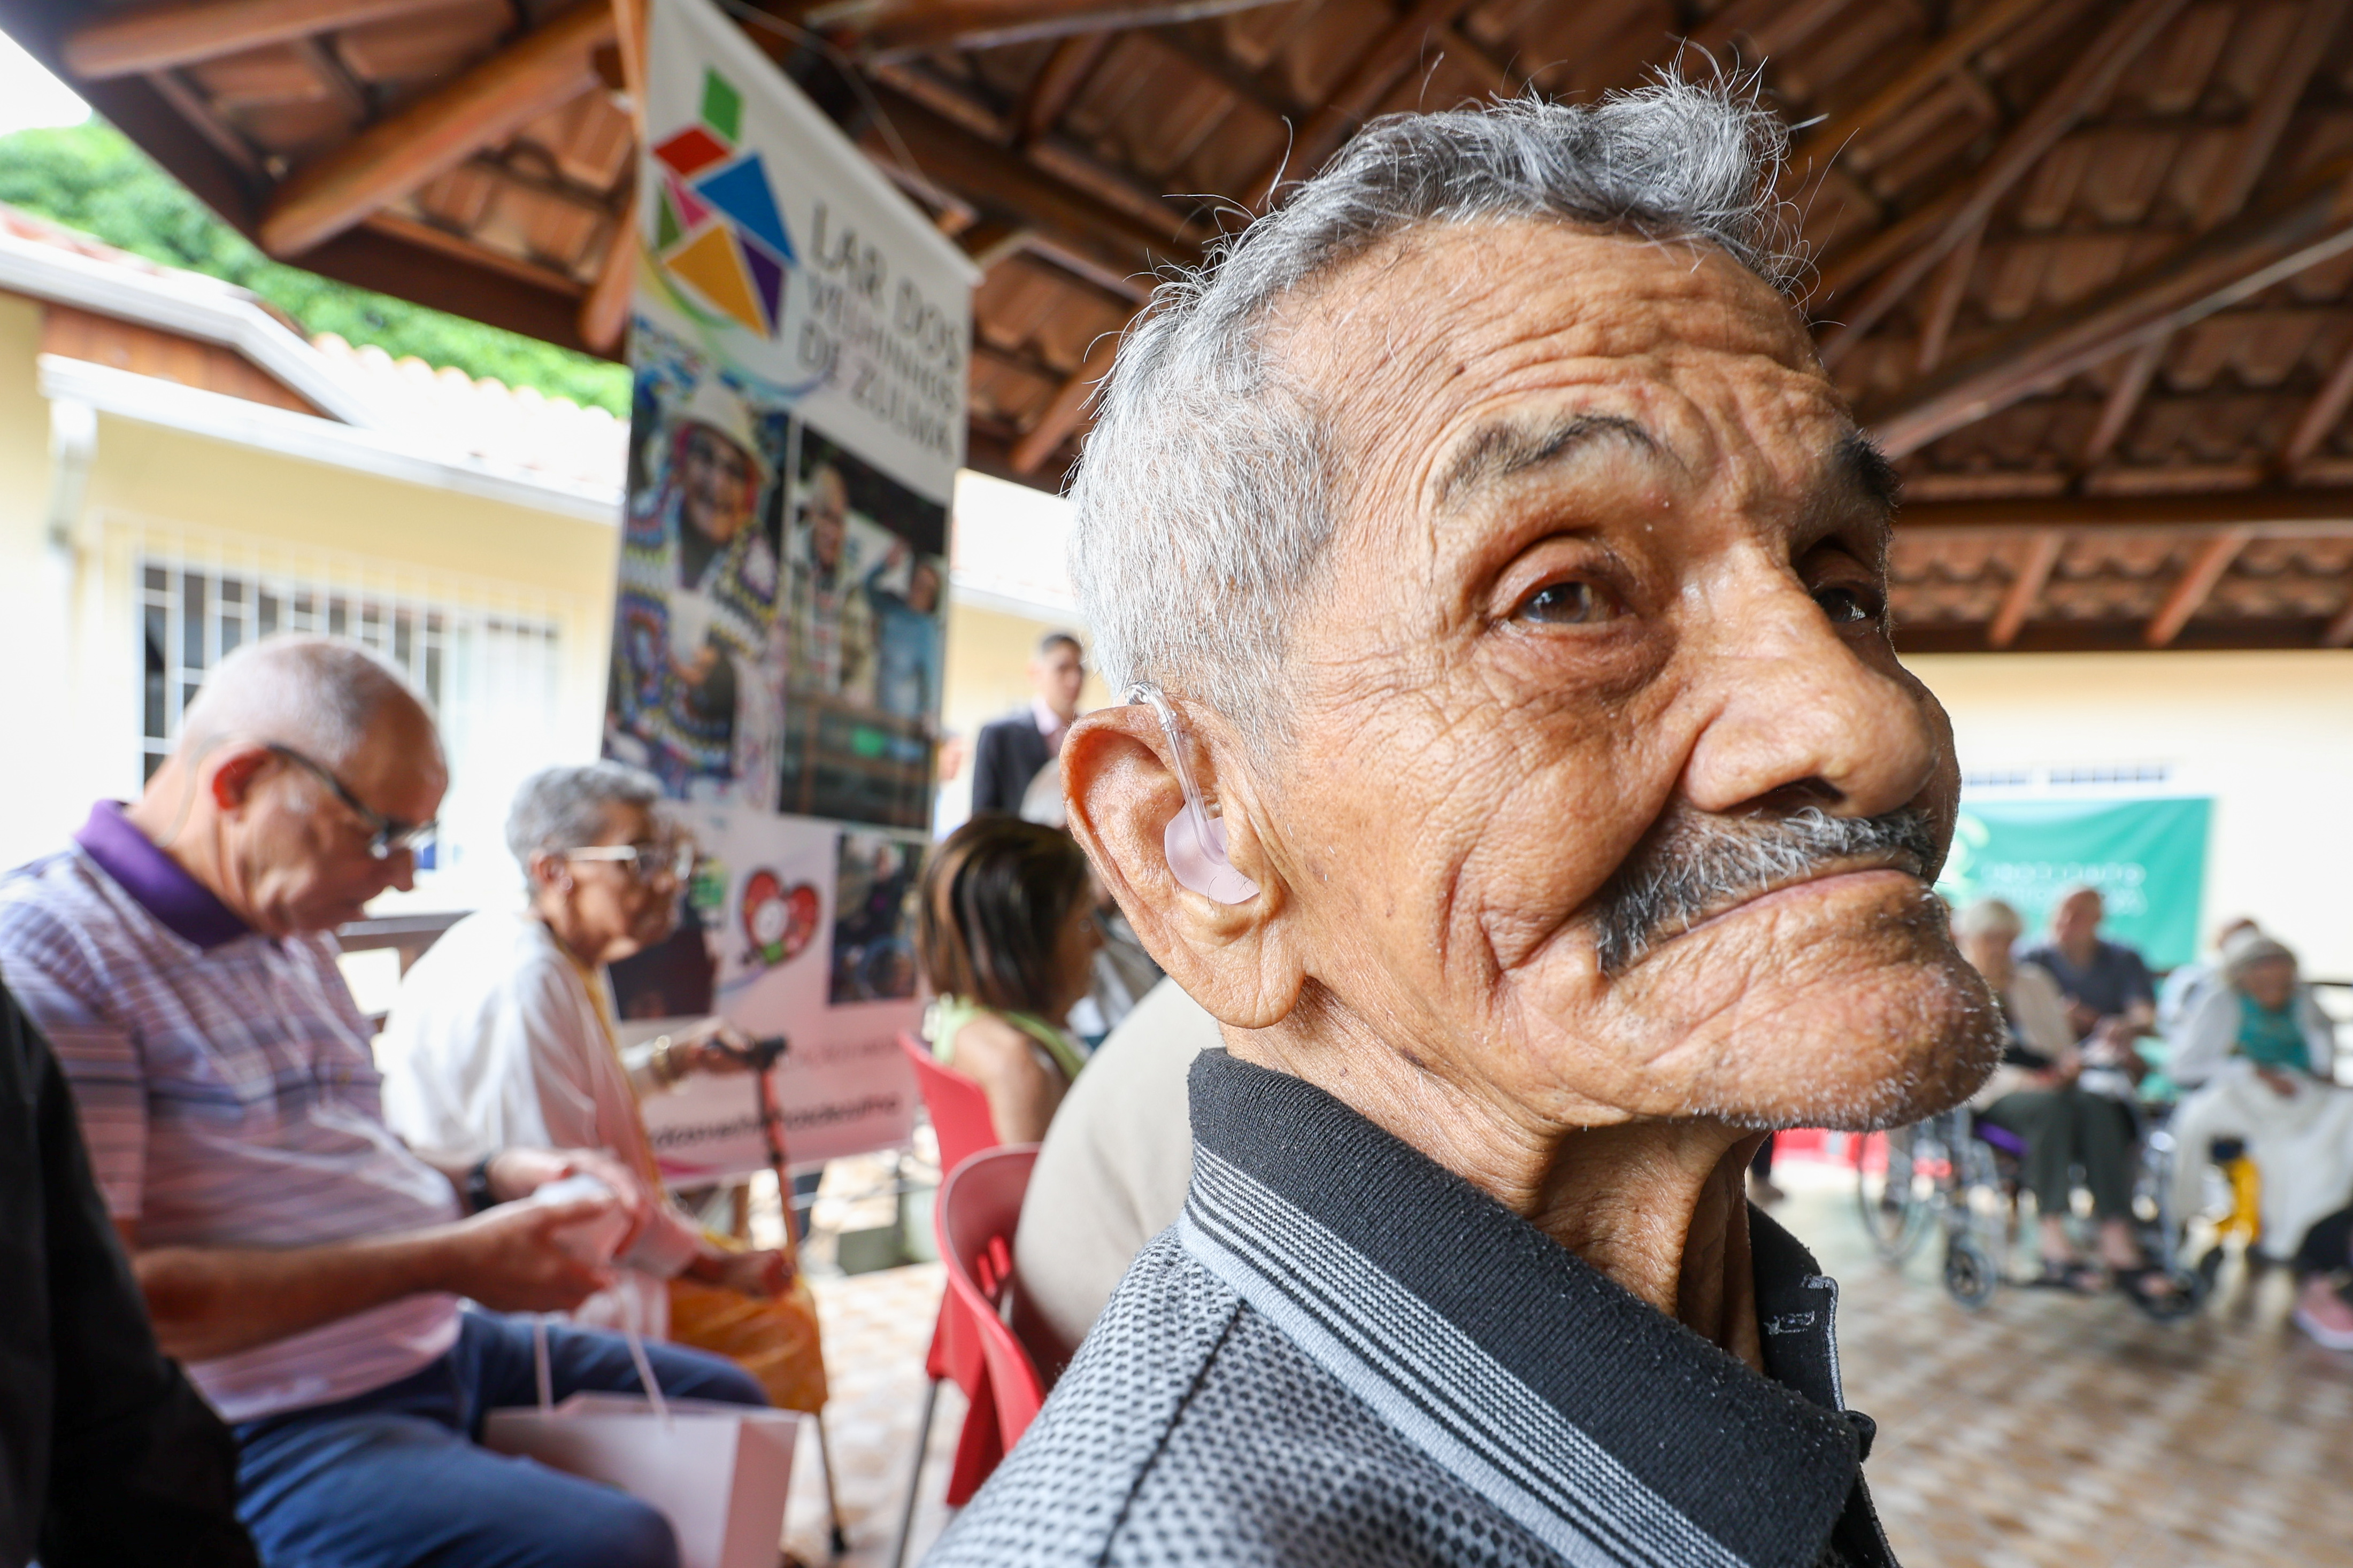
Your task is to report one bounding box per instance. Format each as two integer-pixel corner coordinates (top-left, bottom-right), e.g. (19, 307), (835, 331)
(1177, 1049), (1878, 1568)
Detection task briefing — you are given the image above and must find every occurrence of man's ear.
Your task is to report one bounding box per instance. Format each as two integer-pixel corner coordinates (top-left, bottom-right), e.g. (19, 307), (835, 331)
(205, 744), (274, 815)
(1062, 701), (1303, 1030)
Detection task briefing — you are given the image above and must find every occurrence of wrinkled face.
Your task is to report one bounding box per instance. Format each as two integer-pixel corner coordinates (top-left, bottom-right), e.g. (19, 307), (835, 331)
(2239, 956), (2297, 1011)
(809, 468), (848, 569)
(1258, 222), (1998, 1132)
(2052, 890), (2103, 947)
(557, 801), (683, 960)
(680, 424), (758, 543)
(229, 707), (446, 935)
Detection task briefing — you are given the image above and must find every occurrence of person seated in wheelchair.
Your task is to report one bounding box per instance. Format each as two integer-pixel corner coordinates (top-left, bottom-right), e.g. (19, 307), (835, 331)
(2165, 930), (2353, 1346)
(1955, 899), (2178, 1307)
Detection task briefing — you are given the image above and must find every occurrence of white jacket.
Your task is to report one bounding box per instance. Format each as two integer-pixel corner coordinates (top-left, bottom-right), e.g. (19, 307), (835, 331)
(2166, 985), (2336, 1089)
(379, 909), (704, 1335)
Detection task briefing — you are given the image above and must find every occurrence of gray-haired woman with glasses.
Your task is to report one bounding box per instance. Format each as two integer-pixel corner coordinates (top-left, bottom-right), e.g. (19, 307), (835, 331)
(379, 762), (799, 1357)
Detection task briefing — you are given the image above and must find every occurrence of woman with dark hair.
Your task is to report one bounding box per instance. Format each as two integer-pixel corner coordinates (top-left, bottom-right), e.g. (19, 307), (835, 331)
(919, 816), (1103, 1142)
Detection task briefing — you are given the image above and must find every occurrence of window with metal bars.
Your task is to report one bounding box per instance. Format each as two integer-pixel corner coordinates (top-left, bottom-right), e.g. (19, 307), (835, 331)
(137, 557), (567, 891)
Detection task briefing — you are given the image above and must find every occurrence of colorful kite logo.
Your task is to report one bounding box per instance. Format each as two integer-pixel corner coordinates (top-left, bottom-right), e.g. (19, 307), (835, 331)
(651, 69), (795, 337)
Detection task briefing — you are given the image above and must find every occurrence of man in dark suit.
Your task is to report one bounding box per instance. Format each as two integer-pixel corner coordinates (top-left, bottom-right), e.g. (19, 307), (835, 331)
(971, 630), (1085, 815)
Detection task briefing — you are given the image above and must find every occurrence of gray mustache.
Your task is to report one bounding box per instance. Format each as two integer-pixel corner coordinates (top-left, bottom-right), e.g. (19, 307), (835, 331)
(1595, 804), (1941, 975)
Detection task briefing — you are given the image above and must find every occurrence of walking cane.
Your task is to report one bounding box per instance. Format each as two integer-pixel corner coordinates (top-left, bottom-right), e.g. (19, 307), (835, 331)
(744, 1036), (850, 1559)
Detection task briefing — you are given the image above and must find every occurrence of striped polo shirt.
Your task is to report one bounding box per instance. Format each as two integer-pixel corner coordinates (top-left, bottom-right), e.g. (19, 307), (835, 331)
(0, 803), (462, 1423)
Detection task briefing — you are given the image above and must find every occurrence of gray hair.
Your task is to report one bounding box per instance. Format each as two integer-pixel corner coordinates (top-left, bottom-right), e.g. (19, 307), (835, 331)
(1068, 74), (1798, 749)
(506, 762), (665, 874)
(1952, 897), (2024, 943)
(179, 632), (432, 769)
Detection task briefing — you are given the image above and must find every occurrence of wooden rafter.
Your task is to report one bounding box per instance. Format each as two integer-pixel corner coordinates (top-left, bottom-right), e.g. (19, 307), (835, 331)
(2078, 337), (2167, 472)
(1867, 156), (2353, 458)
(1010, 327), (1124, 472)
(1244, 0), (1471, 208)
(1816, 0), (2194, 368)
(1148, 26), (1307, 121)
(1895, 488), (2353, 536)
(64, 0), (459, 80)
(1020, 34), (1113, 145)
(1912, 213), (1983, 375)
(2197, 0), (2351, 229)
(259, 4), (614, 258)
(1794, 0), (2042, 171)
(2325, 592), (2353, 648)
(821, 0), (1293, 60)
(578, 0), (647, 353)
(2144, 527), (2254, 646)
(2282, 338), (2353, 472)
(865, 86), (1199, 283)
(1986, 529), (2065, 648)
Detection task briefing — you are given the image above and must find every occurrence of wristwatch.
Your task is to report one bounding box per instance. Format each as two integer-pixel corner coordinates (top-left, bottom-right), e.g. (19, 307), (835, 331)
(464, 1155), (501, 1215)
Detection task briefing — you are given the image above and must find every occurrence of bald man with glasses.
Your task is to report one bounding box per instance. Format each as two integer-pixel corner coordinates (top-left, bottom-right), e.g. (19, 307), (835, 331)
(0, 634), (767, 1568)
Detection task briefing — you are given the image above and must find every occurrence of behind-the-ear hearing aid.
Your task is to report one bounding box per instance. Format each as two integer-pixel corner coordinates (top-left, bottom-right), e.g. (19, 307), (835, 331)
(1125, 682), (1260, 905)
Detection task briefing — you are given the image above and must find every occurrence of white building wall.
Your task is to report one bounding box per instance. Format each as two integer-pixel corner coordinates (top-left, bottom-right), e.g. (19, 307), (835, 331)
(1907, 650), (2353, 978)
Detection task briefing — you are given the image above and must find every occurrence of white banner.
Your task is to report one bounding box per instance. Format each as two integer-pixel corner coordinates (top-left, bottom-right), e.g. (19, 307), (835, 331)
(607, 0), (976, 1179)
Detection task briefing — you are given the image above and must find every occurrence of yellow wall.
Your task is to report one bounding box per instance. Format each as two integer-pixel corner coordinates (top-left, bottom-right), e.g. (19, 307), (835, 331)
(934, 596), (1109, 829)
(1906, 650), (2353, 978)
(0, 308), (619, 880)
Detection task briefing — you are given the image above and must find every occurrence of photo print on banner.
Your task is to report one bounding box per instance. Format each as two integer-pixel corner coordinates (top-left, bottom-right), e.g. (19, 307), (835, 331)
(829, 832), (924, 1005)
(605, 0), (977, 1178)
(780, 430), (947, 833)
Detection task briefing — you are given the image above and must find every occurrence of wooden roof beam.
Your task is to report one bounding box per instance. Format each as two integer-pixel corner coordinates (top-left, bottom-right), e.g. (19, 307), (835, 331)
(865, 86), (1198, 282)
(578, 0), (646, 354)
(2281, 336), (2353, 472)
(64, 0), (463, 80)
(1795, 0), (2042, 170)
(260, 4), (613, 258)
(2324, 593), (2353, 648)
(1895, 489), (2353, 535)
(1245, 0), (1472, 208)
(2144, 527), (2253, 646)
(2078, 337), (2166, 471)
(1987, 529), (2064, 647)
(1019, 34), (1113, 146)
(1817, 0), (2193, 368)
(1009, 328), (1123, 472)
(827, 0), (1291, 60)
(2198, 0), (2352, 228)
(1866, 157), (2353, 458)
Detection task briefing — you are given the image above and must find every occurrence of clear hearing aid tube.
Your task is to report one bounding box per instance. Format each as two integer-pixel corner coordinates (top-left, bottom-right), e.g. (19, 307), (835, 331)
(1124, 682), (1260, 905)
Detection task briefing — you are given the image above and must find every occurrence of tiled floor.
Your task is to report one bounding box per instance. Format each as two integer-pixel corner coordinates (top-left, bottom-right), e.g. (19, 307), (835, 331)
(776, 1157), (2353, 1567)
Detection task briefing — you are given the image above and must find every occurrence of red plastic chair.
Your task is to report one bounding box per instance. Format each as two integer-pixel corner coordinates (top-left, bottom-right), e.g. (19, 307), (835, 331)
(899, 1031), (1000, 1176)
(932, 1146), (1048, 1503)
(889, 1034), (1008, 1567)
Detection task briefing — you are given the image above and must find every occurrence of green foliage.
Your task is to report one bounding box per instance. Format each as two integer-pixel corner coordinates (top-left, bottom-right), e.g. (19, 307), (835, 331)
(0, 120), (631, 415)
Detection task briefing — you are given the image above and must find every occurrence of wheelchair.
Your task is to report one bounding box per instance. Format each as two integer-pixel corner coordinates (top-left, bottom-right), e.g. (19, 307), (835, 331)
(1855, 1102), (2205, 1314)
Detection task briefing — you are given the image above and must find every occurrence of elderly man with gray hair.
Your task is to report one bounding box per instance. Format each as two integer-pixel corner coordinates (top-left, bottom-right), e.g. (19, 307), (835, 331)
(0, 635), (767, 1568)
(932, 81), (2007, 1568)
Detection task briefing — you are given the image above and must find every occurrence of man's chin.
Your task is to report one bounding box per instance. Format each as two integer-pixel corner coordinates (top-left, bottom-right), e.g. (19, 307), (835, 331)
(1596, 876), (2005, 1132)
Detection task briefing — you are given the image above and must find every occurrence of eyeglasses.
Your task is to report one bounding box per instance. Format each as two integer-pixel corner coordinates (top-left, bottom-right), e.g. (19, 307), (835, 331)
(563, 841), (696, 883)
(265, 743), (436, 861)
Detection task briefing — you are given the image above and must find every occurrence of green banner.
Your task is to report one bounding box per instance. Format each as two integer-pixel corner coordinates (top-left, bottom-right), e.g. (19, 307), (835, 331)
(1935, 797), (2212, 969)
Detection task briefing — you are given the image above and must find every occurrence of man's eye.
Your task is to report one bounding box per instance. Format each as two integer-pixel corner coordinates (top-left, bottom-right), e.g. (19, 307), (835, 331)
(1516, 581), (1618, 624)
(1813, 584), (1882, 626)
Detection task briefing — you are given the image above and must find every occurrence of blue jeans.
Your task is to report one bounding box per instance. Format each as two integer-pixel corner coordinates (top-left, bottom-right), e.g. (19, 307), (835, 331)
(233, 1310), (768, 1568)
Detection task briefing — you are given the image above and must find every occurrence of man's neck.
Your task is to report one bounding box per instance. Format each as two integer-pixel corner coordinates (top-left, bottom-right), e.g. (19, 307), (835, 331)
(1226, 1017), (1761, 1368)
(2058, 936), (2100, 968)
(122, 782), (248, 925)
